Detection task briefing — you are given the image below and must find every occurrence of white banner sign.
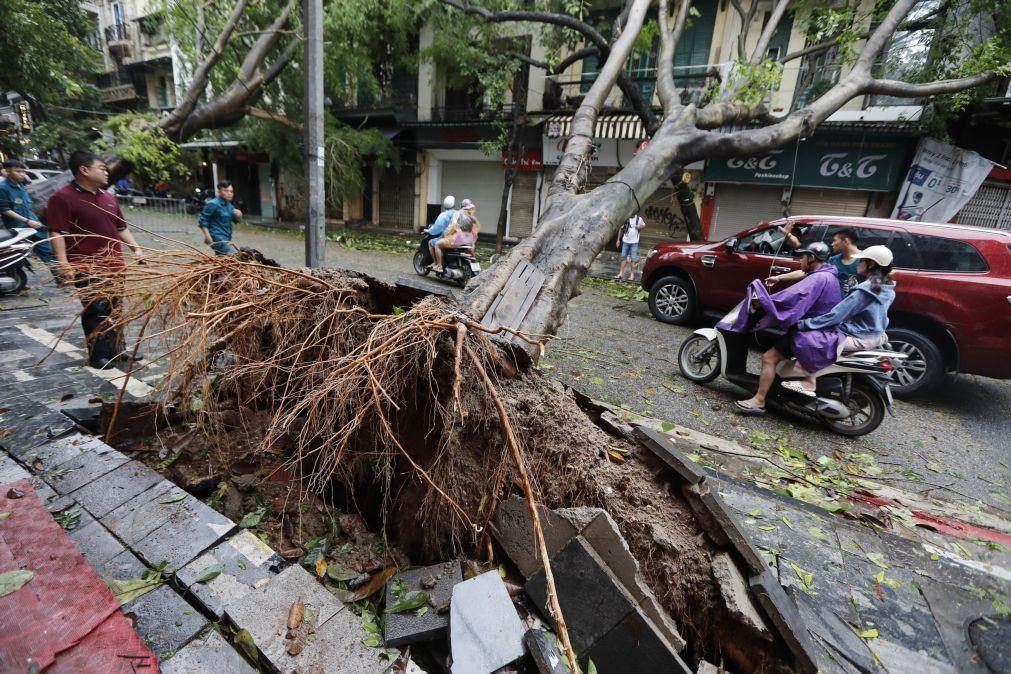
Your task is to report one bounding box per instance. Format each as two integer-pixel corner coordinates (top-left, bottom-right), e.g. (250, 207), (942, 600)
(890, 138), (995, 222)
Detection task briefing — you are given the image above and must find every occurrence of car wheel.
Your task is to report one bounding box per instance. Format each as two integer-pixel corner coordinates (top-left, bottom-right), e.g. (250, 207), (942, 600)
(883, 328), (945, 397)
(648, 276), (696, 325)
(677, 334), (721, 383)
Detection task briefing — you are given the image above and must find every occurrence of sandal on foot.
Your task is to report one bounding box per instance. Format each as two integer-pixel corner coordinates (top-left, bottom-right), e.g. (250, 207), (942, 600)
(781, 380), (816, 397)
(734, 401), (766, 415)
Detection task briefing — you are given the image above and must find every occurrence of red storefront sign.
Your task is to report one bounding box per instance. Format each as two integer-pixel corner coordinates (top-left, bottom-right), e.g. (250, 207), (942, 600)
(502, 149), (544, 171)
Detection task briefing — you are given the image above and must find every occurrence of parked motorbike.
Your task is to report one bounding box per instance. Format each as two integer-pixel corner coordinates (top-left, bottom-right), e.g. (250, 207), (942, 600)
(0, 227), (37, 295)
(677, 303), (903, 436)
(185, 188), (207, 215)
(413, 232), (481, 287)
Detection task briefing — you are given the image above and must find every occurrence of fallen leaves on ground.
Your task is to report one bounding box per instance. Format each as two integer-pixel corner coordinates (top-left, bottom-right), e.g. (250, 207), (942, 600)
(0, 569), (33, 597)
(288, 596), (305, 629)
(195, 563), (225, 584)
(352, 567), (397, 602)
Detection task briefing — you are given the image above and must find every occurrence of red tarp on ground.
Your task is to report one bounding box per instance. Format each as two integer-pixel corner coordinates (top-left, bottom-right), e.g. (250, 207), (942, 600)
(0, 479), (158, 673)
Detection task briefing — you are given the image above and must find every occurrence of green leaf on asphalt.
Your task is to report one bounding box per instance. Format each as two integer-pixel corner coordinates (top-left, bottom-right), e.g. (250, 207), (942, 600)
(587, 375), (605, 386)
(661, 421), (675, 432)
(195, 563), (225, 584)
(235, 628), (258, 662)
(326, 563), (357, 582)
(107, 577), (161, 603)
(0, 512), (11, 521)
(858, 628), (879, 639)
(758, 525), (778, 531)
(158, 493), (187, 504)
(807, 526), (828, 540)
(0, 570), (33, 597)
(362, 635), (383, 648)
(385, 590), (429, 614)
(926, 462), (942, 473)
(866, 552), (888, 569)
(781, 516), (793, 529)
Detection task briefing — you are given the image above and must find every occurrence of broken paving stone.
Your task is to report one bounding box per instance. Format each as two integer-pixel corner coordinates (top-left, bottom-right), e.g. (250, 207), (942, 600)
(161, 628), (256, 674)
(634, 426), (708, 485)
(384, 562), (462, 647)
(696, 661), (719, 674)
(969, 616), (1010, 674)
(69, 459), (164, 518)
(101, 480), (182, 545)
(176, 529), (282, 619)
(684, 481), (768, 575)
(525, 629), (570, 674)
(584, 611), (693, 674)
(919, 581), (996, 674)
(450, 570), (525, 674)
(710, 552), (771, 639)
(748, 569), (819, 674)
(44, 442), (128, 495)
(491, 495), (579, 579)
(129, 490), (235, 570)
(123, 583), (208, 661)
(788, 586), (874, 674)
(22, 433), (107, 474)
(866, 637), (957, 674)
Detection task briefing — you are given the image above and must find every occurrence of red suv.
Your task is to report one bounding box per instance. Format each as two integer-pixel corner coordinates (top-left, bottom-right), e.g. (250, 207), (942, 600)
(641, 216), (1011, 396)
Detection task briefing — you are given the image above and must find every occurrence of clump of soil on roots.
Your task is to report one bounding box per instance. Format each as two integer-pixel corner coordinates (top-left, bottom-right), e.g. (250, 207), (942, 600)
(94, 252), (792, 672)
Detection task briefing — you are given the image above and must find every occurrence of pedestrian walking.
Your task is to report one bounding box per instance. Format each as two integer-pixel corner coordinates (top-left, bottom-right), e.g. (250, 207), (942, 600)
(47, 151), (145, 369)
(0, 159), (56, 271)
(198, 181), (243, 255)
(616, 213), (646, 281)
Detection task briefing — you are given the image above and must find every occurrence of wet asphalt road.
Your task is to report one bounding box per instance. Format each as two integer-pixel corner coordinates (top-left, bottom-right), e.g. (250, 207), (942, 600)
(130, 215), (1011, 514)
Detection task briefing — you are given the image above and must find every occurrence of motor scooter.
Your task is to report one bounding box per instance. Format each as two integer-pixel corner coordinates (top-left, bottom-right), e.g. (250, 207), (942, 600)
(677, 302), (903, 436)
(0, 227), (37, 295)
(413, 232), (481, 287)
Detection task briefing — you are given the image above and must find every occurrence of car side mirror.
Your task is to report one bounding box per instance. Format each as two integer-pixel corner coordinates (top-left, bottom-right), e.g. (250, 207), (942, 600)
(725, 237), (738, 253)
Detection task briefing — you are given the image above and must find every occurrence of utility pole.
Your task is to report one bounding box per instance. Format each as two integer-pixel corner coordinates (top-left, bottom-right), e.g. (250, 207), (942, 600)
(303, 0), (325, 268)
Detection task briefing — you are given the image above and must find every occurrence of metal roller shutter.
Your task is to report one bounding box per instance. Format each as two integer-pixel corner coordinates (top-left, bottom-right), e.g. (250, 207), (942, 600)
(508, 172), (538, 238)
(955, 182), (1011, 229)
(710, 185), (785, 240)
(442, 161), (505, 233)
(788, 187), (869, 218)
(379, 163), (416, 230)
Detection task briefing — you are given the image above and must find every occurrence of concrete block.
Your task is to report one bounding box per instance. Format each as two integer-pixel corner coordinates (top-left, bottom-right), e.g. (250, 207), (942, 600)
(123, 584), (208, 661)
(684, 481), (768, 575)
(450, 571), (525, 674)
(748, 569), (819, 674)
(492, 495), (578, 578)
(310, 605), (398, 672)
(44, 441), (127, 494)
(711, 552), (770, 639)
(130, 492), (234, 570)
(584, 611), (693, 674)
(161, 628), (256, 674)
(176, 530), (282, 619)
(526, 536), (638, 653)
(384, 561), (462, 647)
(634, 426), (707, 485)
(525, 629), (571, 674)
(70, 460), (164, 518)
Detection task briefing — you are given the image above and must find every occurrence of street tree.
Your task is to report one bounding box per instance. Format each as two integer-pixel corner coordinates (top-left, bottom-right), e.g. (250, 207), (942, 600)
(444, 0), (1010, 350)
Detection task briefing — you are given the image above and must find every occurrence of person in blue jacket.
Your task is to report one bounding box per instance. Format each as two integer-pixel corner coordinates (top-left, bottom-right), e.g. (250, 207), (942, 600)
(0, 160), (56, 269)
(784, 245), (897, 395)
(198, 181), (243, 255)
(426, 195), (456, 262)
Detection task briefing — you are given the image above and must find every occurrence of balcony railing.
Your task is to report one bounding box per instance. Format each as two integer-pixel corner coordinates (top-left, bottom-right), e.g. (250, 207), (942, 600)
(105, 23), (130, 43)
(431, 103), (515, 122)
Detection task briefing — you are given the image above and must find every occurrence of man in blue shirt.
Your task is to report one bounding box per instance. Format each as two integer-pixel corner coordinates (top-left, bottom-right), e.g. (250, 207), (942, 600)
(0, 160), (55, 267)
(767, 228), (863, 295)
(198, 180), (243, 255)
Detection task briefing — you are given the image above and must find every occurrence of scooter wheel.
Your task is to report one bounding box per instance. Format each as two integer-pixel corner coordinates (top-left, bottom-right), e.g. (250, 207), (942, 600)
(0, 268), (27, 295)
(822, 382), (885, 436)
(412, 250), (430, 276)
(677, 334), (721, 383)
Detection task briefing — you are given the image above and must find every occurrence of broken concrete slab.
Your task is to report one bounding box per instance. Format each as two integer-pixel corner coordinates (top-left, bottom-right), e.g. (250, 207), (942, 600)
(584, 611), (693, 674)
(384, 561), (462, 647)
(865, 637), (957, 674)
(711, 552), (770, 639)
(748, 569), (819, 674)
(68, 518), (130, 569)
(20, 432), (106, 473)
(309, 604), (398, 672)
(101, 480), (180, 545)
(969, 616), (1010, 673)
(0, 452), (31, 484)
(44, 441), (128, 494)
(130, 490), (234, 570)
(525, 629), (570, 674)
(450, 570), (525, 674)
(492, 495), (579, 579)
(69, 459), (164, 518)
(634, 426), (708, 485)
(225, 564), (345, 670)
(683, 481), (768, 575)
(919, 582), (996, 674)
(176, 529), (282, 619)
(123, 583), (208, 661)
(788, 586), (874, 674)
(161, 628), (256, 674)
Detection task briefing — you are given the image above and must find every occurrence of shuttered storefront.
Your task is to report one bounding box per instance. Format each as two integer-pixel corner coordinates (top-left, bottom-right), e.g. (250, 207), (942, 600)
(710, 185), (785, 240)
(788, 187), (869, 218)
(507, 172), (538, 238)
(442, 161), (505, 233)
(379, 162), (416, 230)
(955, 181), (1011, 230)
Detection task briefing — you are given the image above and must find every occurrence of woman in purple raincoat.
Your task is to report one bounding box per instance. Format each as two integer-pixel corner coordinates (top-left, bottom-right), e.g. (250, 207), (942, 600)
(718, 242), (842, 414)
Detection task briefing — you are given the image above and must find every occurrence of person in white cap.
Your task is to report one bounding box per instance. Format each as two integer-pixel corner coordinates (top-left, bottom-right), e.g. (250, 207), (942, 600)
(784, 245), (897, 395)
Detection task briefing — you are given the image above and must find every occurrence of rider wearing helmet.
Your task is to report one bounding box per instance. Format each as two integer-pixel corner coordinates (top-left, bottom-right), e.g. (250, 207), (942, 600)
(724, 240), (842, 414)
(426, 196), (456, 261)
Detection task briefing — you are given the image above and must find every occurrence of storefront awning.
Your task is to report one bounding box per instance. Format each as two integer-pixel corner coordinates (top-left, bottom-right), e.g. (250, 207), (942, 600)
(179, 139), (244, 149)
(544, 113), (645, 140)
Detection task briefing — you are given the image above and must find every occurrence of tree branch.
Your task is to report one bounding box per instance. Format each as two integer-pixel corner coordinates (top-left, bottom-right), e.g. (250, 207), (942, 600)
(658, 0), (692, 114)
(729, 0), (759, 61)
(248, 106), (303, 131)
(865, 69), (1004, 97)
(750, 0), (791, 65)
(506, 47), (596, 75)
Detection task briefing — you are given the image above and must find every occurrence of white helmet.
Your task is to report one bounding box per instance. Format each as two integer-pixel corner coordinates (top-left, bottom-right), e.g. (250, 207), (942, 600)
(442, 195), (456, 210)
(854, 245), (893, 267)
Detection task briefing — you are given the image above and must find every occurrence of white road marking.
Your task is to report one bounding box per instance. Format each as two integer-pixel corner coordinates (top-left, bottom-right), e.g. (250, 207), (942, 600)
(12, 369), (35, 382)
(84, 365), (156, 398)
(16, 324), (86, 357)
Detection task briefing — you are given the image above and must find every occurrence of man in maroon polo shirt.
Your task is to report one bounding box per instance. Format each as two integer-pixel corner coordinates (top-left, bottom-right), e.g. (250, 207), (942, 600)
(48, 151), (145, 369)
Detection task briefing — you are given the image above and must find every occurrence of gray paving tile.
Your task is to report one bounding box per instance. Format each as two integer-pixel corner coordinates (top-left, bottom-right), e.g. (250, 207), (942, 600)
(102, 479), (178, 545)
(98, 548), (150, 587)
(44, 442), (128, 494)
(176, 530), (282, 619)
(20, 432), (107, 473)
(68, 518), (129, 569)
(131, 492), (234, 570)
(71, 460), (164, 518)
(161, 628), (256, 674)
(0, 452), (31, 484)
(123, 584), (208, 661)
